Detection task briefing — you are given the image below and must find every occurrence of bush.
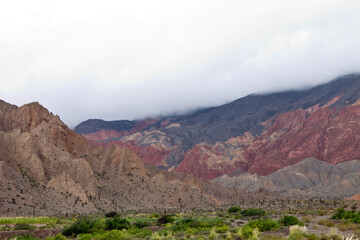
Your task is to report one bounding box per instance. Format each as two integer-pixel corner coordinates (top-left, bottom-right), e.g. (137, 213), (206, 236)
(133, 219), (150, 229)
(62, 217), (104, 236)
(12, 235), (38, 240)
(302, 216), (312, 223)
(228, 206), (241, 213)
(338, 222), (358, 231)
(246, 218), (280, 232)
(241, 208), (266, 217)
(127, 227), (152, 238)
(105, 211), (119, 218)
(241, 225), (260, 240)
(14, 223), (35, 230)
(278, 215), (304, 227)
(289, 225), (308, 240)
(331, 208), (346, 220)
(105, 217), (130, 230)
(331, 208), (360, 224)
(157, 215), (175, 224)
(317, 219), (335, 227)
(46, 234), (67, 240)
(216, 225), (230, 233)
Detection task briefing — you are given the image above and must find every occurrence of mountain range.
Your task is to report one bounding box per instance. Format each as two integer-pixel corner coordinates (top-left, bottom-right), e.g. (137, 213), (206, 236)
(1, 73), (360, 216)
(0, 99), (274, 216)
(75, 73), (360, 198)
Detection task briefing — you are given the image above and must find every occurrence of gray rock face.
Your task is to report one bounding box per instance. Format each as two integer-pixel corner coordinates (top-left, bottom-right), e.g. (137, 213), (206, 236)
(212, 157), (360, 198)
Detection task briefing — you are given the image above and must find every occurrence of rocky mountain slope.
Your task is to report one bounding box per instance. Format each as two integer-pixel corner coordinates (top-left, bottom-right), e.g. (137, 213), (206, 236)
(74, 74), (360, 198)
(212, 157), (360, 198)
(0, 100), (274, 216)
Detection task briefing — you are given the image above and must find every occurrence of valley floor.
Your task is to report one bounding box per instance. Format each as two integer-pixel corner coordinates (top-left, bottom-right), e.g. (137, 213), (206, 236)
(0, 200), (359, 240)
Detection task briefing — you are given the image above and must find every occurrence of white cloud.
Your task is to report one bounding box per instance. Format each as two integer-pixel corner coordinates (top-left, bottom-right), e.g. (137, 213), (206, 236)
(1, 0), (360, 126)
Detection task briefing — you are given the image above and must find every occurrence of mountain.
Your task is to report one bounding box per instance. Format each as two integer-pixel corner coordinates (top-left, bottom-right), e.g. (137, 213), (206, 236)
(0, 100), (272, 216)
(74, 73), (360, 198)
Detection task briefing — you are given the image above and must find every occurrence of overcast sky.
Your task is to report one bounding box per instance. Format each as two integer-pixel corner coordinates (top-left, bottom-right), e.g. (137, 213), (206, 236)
(1, 0), (360, 127)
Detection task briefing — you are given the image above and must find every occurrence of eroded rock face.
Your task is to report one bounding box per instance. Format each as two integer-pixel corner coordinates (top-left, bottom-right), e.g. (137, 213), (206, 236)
(0, 100), (262, 216)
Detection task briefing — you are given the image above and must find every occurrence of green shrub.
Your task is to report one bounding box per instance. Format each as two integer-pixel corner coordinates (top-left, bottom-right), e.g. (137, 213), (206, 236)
(246, 218), (280, 232)
(157, 215), (175, 224)
(105, 217), (130, 230)
(216, 225), (230, 233)
(331, 208), (360, 224)
(62, 217), (104, 236)
(105, 211), (119, 218)
(14, 223), (35, 230)
(241, 208), (266, 217)
(12, 235), (38, 240)
(331, 208), (346, 220)
(241, 225), (260, 239)
(94, 229), (127, 240)
(228, 206), (241, 213)
(46, 234), (67, 240)
(127, 227), (152, 238)
(278, 215), (304, 227)
(133, 219), (150, 229)
(148, 213), (161, 218)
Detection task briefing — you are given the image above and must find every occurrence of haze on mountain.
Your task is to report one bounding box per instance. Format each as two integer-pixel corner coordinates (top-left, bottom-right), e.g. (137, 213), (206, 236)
(1, 1), (360, 127)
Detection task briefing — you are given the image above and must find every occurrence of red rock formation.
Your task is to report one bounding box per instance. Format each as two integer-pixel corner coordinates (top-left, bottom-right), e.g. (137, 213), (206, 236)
(350, 194), (360, 200)
(103, 140), (171, 166)
(175, 96), (360, 178)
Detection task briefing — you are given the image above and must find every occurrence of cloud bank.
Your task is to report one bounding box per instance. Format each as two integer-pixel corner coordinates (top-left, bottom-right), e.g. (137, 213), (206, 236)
(1, 0), (360, 127)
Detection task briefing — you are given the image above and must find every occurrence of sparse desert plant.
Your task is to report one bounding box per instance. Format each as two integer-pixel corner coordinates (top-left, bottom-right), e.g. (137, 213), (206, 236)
(302, 216), (312, 224)
(328, 227), (342, 240)
(289, 225), (308, 240)
(228, 206), (241, 213)
(317, 219), (335, 227)
(278, 215), (304, 227)
(338, 222), (358, 232)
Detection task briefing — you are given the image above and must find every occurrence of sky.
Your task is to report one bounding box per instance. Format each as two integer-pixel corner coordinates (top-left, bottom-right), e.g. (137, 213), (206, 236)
(1, 0), (360, 127)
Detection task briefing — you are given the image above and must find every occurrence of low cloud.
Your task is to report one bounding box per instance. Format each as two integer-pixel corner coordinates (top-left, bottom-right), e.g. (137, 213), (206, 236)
(1, 0), (360, 127)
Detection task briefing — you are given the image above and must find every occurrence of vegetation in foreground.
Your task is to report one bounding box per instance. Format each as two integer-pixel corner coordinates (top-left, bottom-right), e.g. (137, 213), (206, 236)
(0, 204), (359, 240)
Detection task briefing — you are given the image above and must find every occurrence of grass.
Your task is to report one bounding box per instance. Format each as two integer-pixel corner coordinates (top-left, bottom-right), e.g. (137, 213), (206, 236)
(0, 217), (58, 225)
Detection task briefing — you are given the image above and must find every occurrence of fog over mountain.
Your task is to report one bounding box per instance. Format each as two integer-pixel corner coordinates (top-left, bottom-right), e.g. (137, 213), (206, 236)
(1, 0), (360, 127)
